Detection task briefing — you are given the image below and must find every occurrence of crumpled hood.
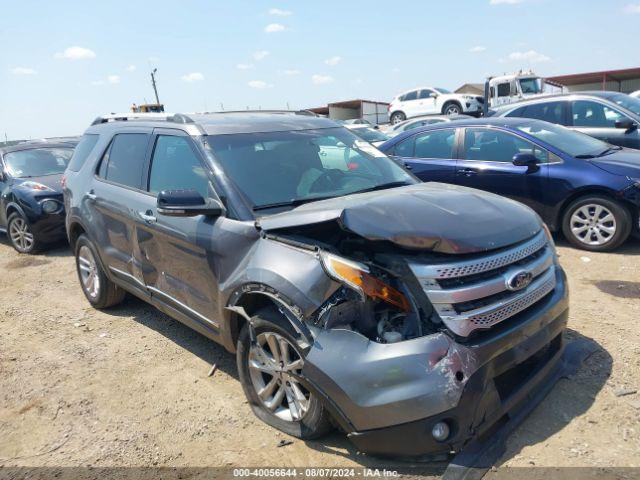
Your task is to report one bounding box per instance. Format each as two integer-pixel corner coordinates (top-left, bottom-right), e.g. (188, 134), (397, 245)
(13, 174), (64, 193)
(257, 183), (542, 254)
(590, 149), (640, 178)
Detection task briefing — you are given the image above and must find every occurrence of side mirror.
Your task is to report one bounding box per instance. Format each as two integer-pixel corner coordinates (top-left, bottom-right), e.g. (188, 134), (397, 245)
(429, 92), (439, 98)
(157, 189), (224, 217)
(615, 119), (638, 132)
(512, 153), (540, 172)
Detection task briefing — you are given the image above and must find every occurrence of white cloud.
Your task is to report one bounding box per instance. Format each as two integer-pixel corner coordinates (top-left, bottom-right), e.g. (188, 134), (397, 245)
(181, 72), (205, 82)
(264, 23), (286, 33)
(490, 0), (522, 4)
(54, 46), (96, 60)
(125, 65), (136, 72)
(469, 46), (486, 53)
(324, 56), (342, 66)
(107, 75), (120, 84)
(10, 67), (37, 75)
(624, 3), (640, 12)
(282, 69), (301, 75)
(253, 50), (270, 61)
(237, 63), (254, 70)
(269, 8), (292, 16)
(312, 74), (334, 85)
(508, 50), (550, 63)
(248, 80), (273, 89)
(91, 80), (105, 86)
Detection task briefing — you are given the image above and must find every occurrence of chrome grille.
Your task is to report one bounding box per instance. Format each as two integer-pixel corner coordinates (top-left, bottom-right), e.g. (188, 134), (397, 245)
(409, 230), (557, 337)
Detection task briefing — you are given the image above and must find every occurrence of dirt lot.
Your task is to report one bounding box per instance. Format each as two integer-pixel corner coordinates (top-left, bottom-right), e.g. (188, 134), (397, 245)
(1, 233), (639, 476)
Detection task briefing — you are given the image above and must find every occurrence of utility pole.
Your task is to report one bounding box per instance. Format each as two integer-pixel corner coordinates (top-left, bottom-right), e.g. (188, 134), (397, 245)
(150, 68), (160, 105)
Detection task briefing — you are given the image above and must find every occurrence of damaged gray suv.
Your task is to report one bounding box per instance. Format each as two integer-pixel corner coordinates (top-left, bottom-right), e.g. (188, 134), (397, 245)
(64, 111), (569, 459)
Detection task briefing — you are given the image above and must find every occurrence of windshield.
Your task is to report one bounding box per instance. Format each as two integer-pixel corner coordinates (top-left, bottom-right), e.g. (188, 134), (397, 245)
(206, 127), (416, 211)
(607, 93), (640, 116)
(4, 147), (73, 178)
(434, 88), (451, 94)
(519, 78), (543, 94)
(516, 122), (611, 157)
(350, 127), (390, 143)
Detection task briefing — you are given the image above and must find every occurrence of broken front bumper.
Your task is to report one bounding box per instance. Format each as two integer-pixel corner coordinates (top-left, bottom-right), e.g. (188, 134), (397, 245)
(302, 267), (569, 458)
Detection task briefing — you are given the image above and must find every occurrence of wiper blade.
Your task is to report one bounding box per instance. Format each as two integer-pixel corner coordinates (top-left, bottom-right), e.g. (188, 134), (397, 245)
(252, 195), (336, 211)
(575, 154), (597, 159)
(348, 181), (412, 195)
(597, 146), (622, 157)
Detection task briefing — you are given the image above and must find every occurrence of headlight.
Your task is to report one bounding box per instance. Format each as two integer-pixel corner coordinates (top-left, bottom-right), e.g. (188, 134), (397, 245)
(320, 252), (410, 311)
(41, 199), (61, 214)
(20, 181), (54, 191)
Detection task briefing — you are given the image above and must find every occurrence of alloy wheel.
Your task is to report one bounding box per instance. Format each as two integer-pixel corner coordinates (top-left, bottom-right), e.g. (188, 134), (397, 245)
(445, 105), (461, 115)
(570, 203), (617, 246)
(248, 332), (310, 422)
(9, 217), (34, 252)
(78, 245), (101, 299)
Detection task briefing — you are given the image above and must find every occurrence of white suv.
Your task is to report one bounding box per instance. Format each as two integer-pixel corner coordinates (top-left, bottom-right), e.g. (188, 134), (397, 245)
(388, 87), (483, 124)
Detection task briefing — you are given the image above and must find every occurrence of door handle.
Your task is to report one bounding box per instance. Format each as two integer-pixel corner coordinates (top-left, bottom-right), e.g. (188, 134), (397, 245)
(403, 162), (413, 170)
(86, 190), (97, 200)
(139, 211), (157, 224)
(459, 168), (478, 176)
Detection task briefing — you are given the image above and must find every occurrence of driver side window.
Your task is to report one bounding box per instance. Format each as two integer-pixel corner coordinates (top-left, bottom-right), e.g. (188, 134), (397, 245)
(571, 100), (628, 128)
(463, 128), (547, 163)
(148, 135), (210, 199)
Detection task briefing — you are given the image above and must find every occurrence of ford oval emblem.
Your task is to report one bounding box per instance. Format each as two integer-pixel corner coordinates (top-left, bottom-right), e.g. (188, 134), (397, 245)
(506, 270), (533, 291)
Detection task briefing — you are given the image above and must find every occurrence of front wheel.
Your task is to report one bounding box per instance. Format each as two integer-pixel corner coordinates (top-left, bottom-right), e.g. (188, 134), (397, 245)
(390, 111), (406, 125)
(237, 309), (332, 439)
(443, 102), (462, 115)
(561, 195), (631, 251)
(7, 213), (40, 254)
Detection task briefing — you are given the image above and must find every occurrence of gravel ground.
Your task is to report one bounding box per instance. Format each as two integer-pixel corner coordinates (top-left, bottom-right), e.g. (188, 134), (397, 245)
(0, 233), (639, 477)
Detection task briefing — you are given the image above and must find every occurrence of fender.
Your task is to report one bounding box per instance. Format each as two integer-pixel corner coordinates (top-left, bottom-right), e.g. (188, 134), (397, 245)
(226, 283), (314, 346)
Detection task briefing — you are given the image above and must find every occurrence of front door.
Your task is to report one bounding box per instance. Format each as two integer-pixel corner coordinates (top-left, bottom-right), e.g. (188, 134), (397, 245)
(570, 99), (640, 149)
(455, 127), (549, 216)
(416, 89), (438, 115)
(135, 129), (222, 330)
(393, 128), (458, 183)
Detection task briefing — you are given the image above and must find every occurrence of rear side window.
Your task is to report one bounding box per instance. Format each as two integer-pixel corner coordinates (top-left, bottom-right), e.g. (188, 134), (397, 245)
(571, 100), (628, 128)
(67, 134), (99, 172)
(414, 129), (456, 159)
(507, 101), (566, 125)
(98, 133), (149, 189)
(403, 90), (418, 101)
(148, 136), (210, 198)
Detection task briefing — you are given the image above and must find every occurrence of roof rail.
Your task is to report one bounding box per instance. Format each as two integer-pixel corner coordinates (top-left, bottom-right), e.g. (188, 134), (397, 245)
(90, 112), (176, 126)
(195, 109), (318, 117)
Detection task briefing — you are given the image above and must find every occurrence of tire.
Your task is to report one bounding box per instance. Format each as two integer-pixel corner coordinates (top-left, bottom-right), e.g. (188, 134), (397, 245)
(7, 212), (41, 254)
(561, 195), (631, 252)
(442, 102), (462, 115)
(237, 308), (333, 439)
(74, 234), (126, 308)
(390, 111), (406, 125)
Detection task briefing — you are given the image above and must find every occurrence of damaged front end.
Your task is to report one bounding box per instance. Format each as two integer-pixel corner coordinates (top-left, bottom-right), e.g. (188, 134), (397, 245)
(237, 185), (569, 459)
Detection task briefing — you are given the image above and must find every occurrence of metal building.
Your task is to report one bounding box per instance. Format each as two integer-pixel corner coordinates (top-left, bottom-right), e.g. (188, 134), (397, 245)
(308, 99), (390, 124)
(546, 67), (640, 94)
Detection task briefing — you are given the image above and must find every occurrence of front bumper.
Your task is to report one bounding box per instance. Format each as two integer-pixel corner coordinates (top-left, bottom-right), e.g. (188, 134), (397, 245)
(303, 267), (568, 458)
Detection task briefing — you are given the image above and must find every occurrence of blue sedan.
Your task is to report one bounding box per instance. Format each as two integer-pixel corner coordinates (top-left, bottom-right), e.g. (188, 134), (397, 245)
(378, 118), (640, 251)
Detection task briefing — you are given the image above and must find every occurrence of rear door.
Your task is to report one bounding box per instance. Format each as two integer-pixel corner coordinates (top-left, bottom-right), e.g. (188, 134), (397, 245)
(570, 99), (640, 149)
(135, 129), (222, 330)
(90, 130), (153, 295)
(455, 127), (549, 215)
(392, 128), (459, 183)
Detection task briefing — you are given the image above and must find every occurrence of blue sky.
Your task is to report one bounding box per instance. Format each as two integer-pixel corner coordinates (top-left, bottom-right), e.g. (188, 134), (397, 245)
(1, 0), (639, 140)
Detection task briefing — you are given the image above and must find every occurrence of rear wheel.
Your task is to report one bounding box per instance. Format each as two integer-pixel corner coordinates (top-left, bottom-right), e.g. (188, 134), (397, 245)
(390, 111), (406, 125)
(75, 234), (126, 308)
(443, 102), (462, 115)
(7, 213), (40, 254)
(561, 195), (631, 251)
(237, 309), (332, 439)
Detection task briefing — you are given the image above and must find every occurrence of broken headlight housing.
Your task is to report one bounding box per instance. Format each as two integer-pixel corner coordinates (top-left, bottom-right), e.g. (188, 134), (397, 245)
(320, 252), (410, 312)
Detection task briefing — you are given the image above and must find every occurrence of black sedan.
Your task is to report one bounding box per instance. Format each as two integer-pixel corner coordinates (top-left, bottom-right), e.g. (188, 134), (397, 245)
(0, 140), (77, 253)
